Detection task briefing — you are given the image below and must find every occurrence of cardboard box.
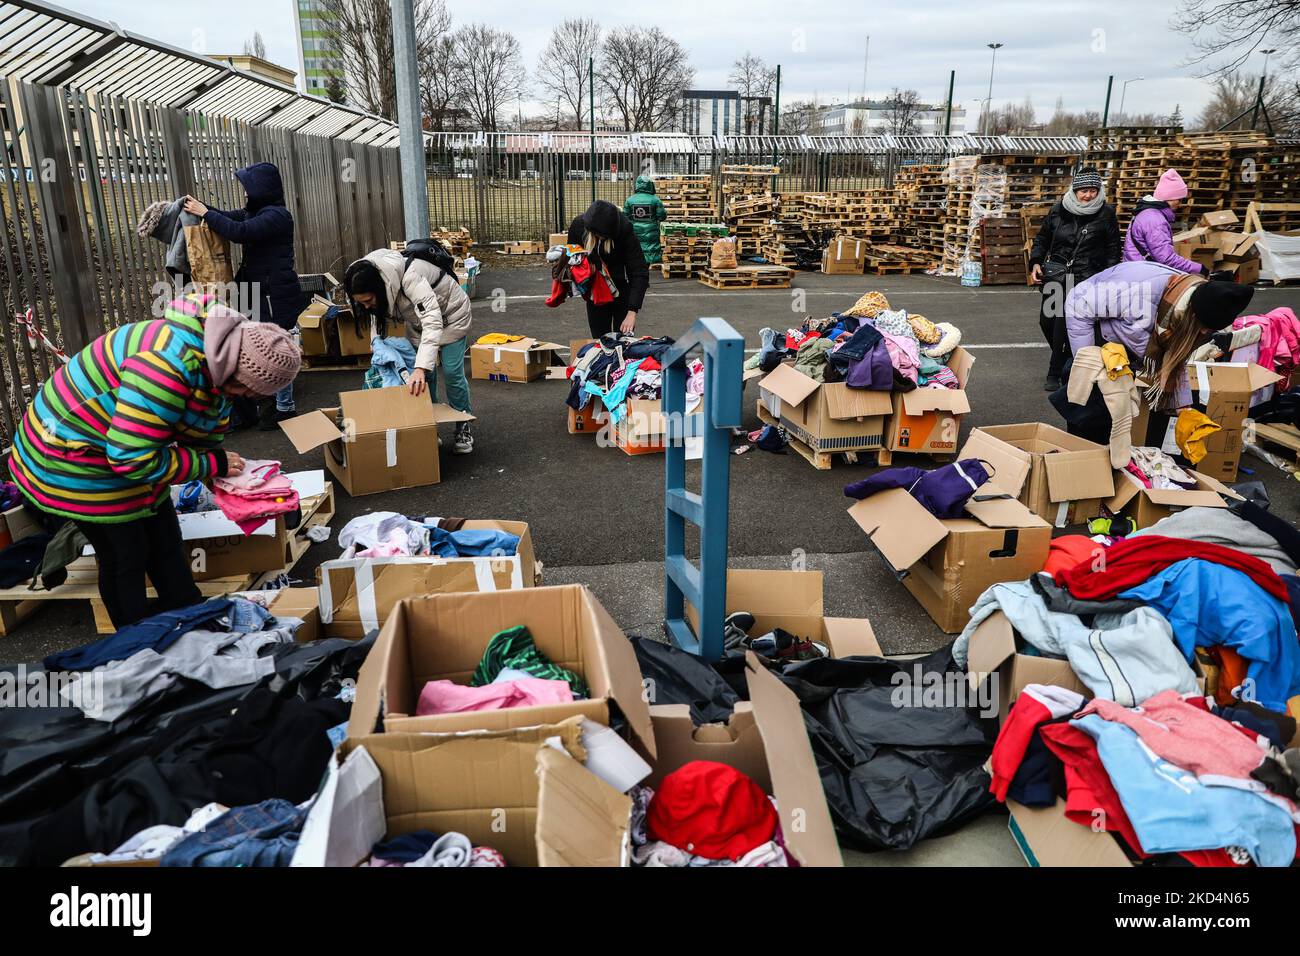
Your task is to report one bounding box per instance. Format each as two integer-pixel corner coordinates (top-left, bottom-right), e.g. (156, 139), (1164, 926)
(847, 486), (1052, 633)
(1198, 209), (1239, 230)
(882, 348), (976, 456)
(611, 399), (667, 455)
(1187, 360), (1283, 481)
(297, 296), (369, 358)
(334, 307), (371, 357)
(821, 237), (866, 275)
(347, 584), (655, 755)
(339, 717), (628, 867)
(548, 232), (568, 248)
(267, 586), (323, 643)
(470, 337), (565, 383)
(757, 364), (894, 455)
(643, 651), (843, 866)
(960, 424), (1115, 528)
(279, 387), (473, 496)
(314, 520), (542, 638)
(685, 569), (883, 660)
(1107, 466), (1242, 528)
(0, 504), (41, 551)
(1007, 798), (1135, 867)
(567, 398), (607, 435)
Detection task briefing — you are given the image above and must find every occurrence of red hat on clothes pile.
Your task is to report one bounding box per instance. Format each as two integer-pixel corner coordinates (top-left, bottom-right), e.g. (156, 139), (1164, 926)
(646, 760), (777, 860)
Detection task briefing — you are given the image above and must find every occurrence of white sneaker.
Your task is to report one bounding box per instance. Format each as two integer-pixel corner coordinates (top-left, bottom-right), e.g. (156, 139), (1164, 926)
(453, 423), (473, 455)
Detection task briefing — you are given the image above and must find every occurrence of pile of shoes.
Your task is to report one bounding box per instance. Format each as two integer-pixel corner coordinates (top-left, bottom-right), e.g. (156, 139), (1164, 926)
(721, 611), (827, 665)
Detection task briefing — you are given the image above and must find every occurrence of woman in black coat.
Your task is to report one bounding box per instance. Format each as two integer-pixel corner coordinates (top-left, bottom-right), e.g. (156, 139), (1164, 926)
(566, 199), (651, 338)
(1027, 166), (1122, 391)
(184, 162), (306, 427)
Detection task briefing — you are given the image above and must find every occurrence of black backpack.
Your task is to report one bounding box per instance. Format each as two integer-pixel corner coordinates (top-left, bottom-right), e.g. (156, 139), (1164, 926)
(400, 238), (457, 284)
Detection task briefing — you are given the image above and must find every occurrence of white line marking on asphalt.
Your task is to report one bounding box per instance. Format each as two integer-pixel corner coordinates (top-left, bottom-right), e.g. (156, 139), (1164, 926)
(739, 341), (1047, 353)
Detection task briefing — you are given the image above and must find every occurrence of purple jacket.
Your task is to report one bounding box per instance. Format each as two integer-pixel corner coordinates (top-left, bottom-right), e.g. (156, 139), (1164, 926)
(1123, 204), (1202, 275)
(1064, 261), (1182, 359)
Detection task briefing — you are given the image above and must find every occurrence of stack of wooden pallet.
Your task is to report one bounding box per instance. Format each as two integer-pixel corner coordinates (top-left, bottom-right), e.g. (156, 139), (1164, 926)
(655, 174), (717, 222)
(862, 245), (935, 275)
(980, 218), (1029, 285)
(431, 227), (473, 257)
(724, 192), (777, 257)
(659, 223), (728, 278)
(1085, 126), (1180, 203)
(758, 220), (808, 268)
(893, 164), (948, 266)
(697, 264), (793, 290)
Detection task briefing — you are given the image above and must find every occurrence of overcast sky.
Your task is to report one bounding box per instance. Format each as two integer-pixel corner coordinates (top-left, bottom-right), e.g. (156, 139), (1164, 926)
(68, 0), (1235, 123)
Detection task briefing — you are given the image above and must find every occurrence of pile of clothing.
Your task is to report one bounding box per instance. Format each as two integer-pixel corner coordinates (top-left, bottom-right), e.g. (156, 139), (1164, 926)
(742, 291), (963, 393)
(212, 460), (300, 535)
(545, 244), (618, 308)
(565, 333), (698, 425)
(416, 624), (589, 716)
(988, 683), (1299, 866)
(0, 597), (372, 865)
(631, 635), (998, 851)
(366, 334), (416, 389)
(364, 830), (505, 868)
(629, 761), (793, 867)
(335, 511), (519, 559)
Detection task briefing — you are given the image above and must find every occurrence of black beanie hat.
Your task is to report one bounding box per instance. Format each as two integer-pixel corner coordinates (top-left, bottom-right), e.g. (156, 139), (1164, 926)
(1189, 279), (1255, 329)
(582, 200), (622, 239)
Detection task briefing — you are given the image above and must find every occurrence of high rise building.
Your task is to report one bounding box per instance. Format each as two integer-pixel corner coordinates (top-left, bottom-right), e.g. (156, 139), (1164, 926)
(292, 0), (345, 98)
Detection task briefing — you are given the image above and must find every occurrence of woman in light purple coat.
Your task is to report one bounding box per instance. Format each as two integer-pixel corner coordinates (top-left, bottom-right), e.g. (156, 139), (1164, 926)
(1122, 169), (1210, 276)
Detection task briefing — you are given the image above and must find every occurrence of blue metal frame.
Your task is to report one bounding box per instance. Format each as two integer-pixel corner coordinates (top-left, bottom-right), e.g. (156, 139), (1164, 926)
(662, 316), (744, 660)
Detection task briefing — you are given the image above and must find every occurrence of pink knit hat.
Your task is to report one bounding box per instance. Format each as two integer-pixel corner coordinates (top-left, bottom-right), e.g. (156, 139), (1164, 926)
(236, 323), (301, 396)
(1153, 168), (1188, 202)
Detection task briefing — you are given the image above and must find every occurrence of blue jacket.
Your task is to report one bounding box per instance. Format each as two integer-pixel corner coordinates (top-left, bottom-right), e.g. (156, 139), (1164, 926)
(1120, 558), (1300, 712)
(203, 163), (305, 328)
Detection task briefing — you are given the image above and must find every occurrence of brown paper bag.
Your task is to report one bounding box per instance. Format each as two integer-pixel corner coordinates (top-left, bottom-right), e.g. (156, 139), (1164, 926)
(710, 237), (737, 270)
(184, 223), (235, 286)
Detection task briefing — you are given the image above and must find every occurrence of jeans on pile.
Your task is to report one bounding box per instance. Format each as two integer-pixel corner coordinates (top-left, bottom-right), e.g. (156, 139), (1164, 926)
(161, 798), (306, 867)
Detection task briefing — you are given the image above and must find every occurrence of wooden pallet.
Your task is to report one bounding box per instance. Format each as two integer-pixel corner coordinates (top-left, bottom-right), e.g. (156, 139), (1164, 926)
(1249, 421), (1300, 465)
(755, 404), (869, 470)
(0, 484), (336, 636)
(698, 265), (793, 290)
(501, 241), (545, 255)
(301, 354), (369, 373)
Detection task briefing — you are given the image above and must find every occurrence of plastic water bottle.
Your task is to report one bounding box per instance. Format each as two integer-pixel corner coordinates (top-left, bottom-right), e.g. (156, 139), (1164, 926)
(960, 259), (982, 288)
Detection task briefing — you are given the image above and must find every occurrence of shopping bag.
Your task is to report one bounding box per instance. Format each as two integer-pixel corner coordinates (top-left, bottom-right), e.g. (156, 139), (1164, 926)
(184, 223), (235, 286)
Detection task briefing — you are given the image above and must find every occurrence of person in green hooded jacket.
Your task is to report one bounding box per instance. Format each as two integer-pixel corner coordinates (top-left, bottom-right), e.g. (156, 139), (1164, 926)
(623, 175), (668, 264)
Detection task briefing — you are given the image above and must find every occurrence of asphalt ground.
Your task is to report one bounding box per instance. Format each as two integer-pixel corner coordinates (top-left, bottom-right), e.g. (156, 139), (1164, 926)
(8, 266), (1300, 666)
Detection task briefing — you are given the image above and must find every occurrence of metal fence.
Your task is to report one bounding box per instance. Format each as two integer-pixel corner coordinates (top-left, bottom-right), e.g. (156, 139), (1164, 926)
(424, 131), (1089, 243)
(0, 75), (403, 441)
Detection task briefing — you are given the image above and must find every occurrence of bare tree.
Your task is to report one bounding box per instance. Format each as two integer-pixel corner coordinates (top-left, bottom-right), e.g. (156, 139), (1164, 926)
(779, 99), (824, 135)
(242, 31), (267, 59)
(537, 19), (602, 130)
(453, 24), (526, 130)
(1175, 0), (1300, 76)
(728, 52), (776, 133)
(320, 0), (447, 119)
(598, 26), (694, 131)
(1193, 70), (1287, 129)
(420, 25), (462, 130)
(882, 87), (923, 135)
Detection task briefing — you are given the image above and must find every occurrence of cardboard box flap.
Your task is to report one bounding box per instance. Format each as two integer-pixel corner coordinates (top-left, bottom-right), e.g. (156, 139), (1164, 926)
(822, 385), (894, 420)
(846, 488), (949, 571)
(581, 586), (657, 759)
(1199, 210), (1238, 228)
(822, 617), (883, 657)
(958, 429), (1033, 497)
(1105, 476), (1142, 513)
(964, 492), (1049, 529)
(340, 386), (441, 431)
(1221, 233), (1258, 258)
(725, 568), (823, 618)
(534, 747), (631, 867)
(429, 404), (477, 425)
(964, 609), (1018, 686)
(744, 651), (842, 866)
(1043, 451), (1115, 503)
(298, 300), (328, 329)
(1190, 361), (1284, 402)
(279, 409), (344, 454)
(1191, 470), (1243, 500)
(758, 363), (819, 410)
(1143, 487), (1227, 508)
(901, 387), (971, 416)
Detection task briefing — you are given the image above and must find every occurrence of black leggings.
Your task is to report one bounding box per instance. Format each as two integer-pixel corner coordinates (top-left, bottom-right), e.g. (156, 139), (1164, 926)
(76, 497), (201, 629)
(585, 300), (630, 338)
(1038, 279), (1071, 378)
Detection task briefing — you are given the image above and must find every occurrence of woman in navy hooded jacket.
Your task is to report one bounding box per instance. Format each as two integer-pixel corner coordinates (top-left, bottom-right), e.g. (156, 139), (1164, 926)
(184, 162), (306, 428)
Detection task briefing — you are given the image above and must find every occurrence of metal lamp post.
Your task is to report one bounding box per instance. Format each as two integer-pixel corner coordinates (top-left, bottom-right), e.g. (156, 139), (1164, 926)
(1118, 75), (1144, 123)
(983, 42), (1003, 135)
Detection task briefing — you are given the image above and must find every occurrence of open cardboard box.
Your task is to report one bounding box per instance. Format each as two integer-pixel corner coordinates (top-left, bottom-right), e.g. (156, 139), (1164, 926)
(847, 484), (1051, 634)
(882, 347), (975, 456)
(1106, 467), (1241, 529)
(757, 363), (894, 457)
(298, 294), (370, 359)
(1187, 360), (1283, 482)
(279, 386), (473, 496)
(961, 424), (1115, 528)
(471, 337), (565, 383)
(312, 520), (542, 639)
(346, 584), (654, 756)
(686, 568), (883, 659)
(313, 648), (841, 867)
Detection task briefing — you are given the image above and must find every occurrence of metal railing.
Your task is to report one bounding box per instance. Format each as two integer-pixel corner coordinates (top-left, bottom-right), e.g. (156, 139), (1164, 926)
(424, 131), (1089, 243)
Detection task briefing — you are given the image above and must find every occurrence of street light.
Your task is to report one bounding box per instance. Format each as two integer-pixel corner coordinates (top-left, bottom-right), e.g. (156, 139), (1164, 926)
(1260, 48), (1278, 78)
(1118, 75), (1144, 122)
(983, 43), (1003, 135)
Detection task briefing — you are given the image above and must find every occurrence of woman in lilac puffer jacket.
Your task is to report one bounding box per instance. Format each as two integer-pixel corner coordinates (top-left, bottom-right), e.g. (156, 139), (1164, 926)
(1122, 168), (1210, 277)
